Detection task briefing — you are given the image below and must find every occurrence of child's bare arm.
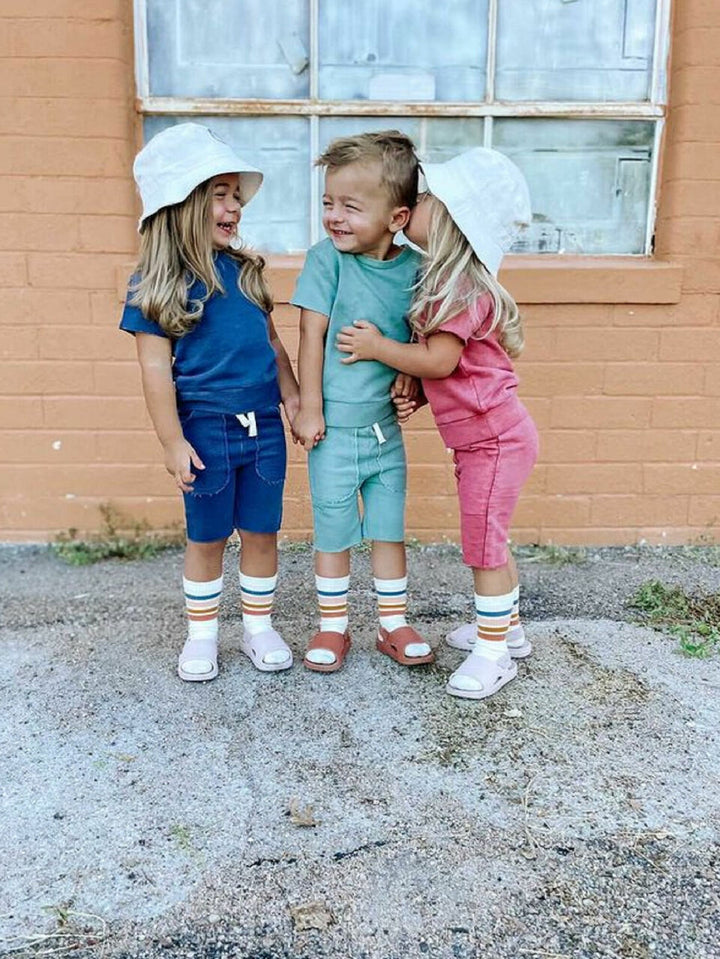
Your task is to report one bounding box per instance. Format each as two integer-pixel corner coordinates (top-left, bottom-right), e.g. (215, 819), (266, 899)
(295, 308), (329, 450)
(336, 321), (463, 379)
(267, 316), (300, 432)
(135, 333), (204, 493)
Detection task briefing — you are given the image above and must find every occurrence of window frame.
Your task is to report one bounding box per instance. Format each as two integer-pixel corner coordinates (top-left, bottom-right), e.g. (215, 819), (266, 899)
(133, 0), (673, 255)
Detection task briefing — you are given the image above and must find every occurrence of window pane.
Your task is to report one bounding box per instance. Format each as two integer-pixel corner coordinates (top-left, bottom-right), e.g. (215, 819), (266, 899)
(493, 119), (654, 254)
(496, 0), (656, 102)
(143, 117), (311, 253)
(318, 0), (488, 101)
(146, 0), (310, 99)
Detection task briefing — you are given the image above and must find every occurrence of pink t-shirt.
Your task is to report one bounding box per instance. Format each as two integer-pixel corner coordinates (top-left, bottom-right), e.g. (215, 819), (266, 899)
(421, 293), (524, 449)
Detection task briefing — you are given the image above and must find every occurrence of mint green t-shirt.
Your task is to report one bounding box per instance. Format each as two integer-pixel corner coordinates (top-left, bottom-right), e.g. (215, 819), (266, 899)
(291, 238), (421, 427)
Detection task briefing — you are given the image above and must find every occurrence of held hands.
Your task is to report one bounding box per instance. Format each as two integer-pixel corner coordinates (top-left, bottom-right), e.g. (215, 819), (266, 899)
(293, 408), (326, 450)
(282, 392), (301, 444)
(391, 372), (424, 423)
(164, 437), (204, 493)
(336, 320), (383, 364)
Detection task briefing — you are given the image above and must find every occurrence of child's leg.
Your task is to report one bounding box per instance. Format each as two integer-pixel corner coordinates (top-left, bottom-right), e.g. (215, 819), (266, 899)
(371, 540), (432, 661)
(179, 537), (227, 681)
(237, 529), (292, 670)
(304, 549), (351, 668)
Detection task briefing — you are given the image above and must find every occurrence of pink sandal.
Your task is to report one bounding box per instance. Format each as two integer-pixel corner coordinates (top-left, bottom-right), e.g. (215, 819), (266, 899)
(446, 650), (517, 700)
(240, 629), (293, 672)
(178, 636), (218, 682)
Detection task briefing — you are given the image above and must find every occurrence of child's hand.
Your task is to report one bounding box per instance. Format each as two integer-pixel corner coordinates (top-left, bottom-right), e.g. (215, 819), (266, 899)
(293, 408), (326, 450)
(336, 320), (382, 363)
(282, 392), (301, 442)
(164, 438), (204, 493)
(391, 373), (424, 423)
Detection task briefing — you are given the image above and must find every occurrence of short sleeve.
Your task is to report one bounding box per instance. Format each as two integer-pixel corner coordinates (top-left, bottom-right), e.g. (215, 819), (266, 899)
(436, 293), (494, 344)
(290, 240), (339, 317)
(119, 279), (168, 339)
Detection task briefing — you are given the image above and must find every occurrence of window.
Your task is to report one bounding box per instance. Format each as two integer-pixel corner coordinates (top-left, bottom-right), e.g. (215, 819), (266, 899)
(134, 0), (670, 255)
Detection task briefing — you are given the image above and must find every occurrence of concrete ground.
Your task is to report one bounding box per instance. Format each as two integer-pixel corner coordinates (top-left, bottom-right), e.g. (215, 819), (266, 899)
(1, 543), (719, 959)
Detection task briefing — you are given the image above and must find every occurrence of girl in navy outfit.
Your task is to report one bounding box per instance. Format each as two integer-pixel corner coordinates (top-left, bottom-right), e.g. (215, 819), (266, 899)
(120, 123), (299, 682)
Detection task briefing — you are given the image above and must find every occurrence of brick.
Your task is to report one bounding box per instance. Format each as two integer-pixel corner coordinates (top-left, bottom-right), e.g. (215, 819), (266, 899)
(96, 431), (162, 463)
(637, 527), (713, 546)
(0, 361), (94, 395)
(652, 397), (720, 429)
(659, 329), (720, 362)
(551, 397), (652, 429)
(403, 430), (452, 459)
(406, 496), (459, 529)
(661, 179), (720, 218)
(38, 327), (134, 361)
(655, 217), (720, 256)
(0, 213), (80, 252)
(661, 142), (720, 183)
(537, 430), (596, 463)
(545, 329), (659, 362)
(0, 175), (136, 214)
(673, 28), (720, 68)
(596, 430), (697, 463)
(688, 496), (720, 525)
(77, 215), (138, 254)
(92, 289), (129, 326)
(0, 19), (127, 60)
(672, 256), (720, 294)
(523, 304), (613, 328)
(504, 259), (683, 305)
(520, 363), (605, 397)
(0, 397), (43, 428)
(703, 365), (720, 395)
(590, 495), (689, 527)
(670, 67), (720, 107)
(546, 464), (643, 494)
(42, 396), (149, 429)
(0, 1), (124, 17)
(521, 398), (551, 429)
(0, 137), (132, 178)
(3, 289), (91, 326)
(0, 430), (96, 463)
(524, 466), (547, 495)
(680, 1), (720, 27)
(1, 327), (37, 358)
(668, 104), (720, 144)
(603, 363), (699, 396)
(28, 254), (133, 290)
(539, 527), (639, 547)
(92, 362), (141, 395)
(612, 296), (718, 327)
(0, 464), (172, 498)
(0, 494), (183, 539)
(644, 463), (720, 494)
(0, 59), (131, 99)
(407, 465), (453, 497)
(697, 431), (720, 461)
(0, 252), (27, 286)
(266, 262), (303, 304)
(518, 494), (591, 527)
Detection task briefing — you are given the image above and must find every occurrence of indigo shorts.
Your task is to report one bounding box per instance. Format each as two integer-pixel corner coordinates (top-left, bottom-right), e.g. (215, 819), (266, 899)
(454, 411), (539, 569)
(308, 416), (406, 552)
(179, 407), (286, 543)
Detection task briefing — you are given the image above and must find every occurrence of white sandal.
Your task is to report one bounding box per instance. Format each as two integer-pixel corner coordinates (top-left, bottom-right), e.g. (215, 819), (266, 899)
(240, 628), (293, 672)
(446, 650), (517, 700)
(446, 622), (532, 659)
(178, 636), (218, 682)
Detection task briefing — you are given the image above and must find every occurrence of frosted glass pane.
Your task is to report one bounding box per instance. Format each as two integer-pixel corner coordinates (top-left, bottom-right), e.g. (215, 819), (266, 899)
(493, 119), (654, 254)
(496, 0), (656, 102)
(318, 0), (488, 101)
(143, 117), (310, 253)
(146, 0), (310, 98)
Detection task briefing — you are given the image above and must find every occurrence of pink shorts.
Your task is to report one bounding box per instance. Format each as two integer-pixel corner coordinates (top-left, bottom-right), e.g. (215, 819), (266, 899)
(453, 411), (539, 569)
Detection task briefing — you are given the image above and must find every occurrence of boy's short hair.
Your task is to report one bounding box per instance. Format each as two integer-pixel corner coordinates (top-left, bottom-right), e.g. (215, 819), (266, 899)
(316, 130), (419, 209)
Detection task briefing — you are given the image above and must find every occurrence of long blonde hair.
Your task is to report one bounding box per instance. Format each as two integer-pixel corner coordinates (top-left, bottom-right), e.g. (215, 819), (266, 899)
(129, 178), (273, 338)
(408, 196), (524, 358)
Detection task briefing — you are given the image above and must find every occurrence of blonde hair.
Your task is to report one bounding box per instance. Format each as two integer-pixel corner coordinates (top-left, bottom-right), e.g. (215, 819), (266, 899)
(316, 130), (419, 209)
(130, 178), (273, 338)
(408, 196), (524, 358)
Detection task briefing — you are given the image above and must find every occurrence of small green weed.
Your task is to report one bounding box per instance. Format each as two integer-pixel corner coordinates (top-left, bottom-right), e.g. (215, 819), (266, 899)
(629, 580), (720, 658)
(518, 543), (588, 566)
(52, 503), (183, 566)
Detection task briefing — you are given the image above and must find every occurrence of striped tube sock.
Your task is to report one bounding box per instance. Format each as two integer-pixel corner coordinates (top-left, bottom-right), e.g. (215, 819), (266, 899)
(507, 584), (525, 649)
(183, 575), (223, 641)
(472, 590), (514, 661)
(374, 576), (408, 632)
(239, 572), (277, 636)
(316, 575), (350, 633)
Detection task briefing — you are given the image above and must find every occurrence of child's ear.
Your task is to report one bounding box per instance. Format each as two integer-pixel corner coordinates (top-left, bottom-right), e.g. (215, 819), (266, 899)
(389, 206), (411, 234)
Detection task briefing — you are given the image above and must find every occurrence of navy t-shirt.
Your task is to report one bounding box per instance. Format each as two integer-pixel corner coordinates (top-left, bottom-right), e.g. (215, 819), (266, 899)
(120, 252), (280, 414)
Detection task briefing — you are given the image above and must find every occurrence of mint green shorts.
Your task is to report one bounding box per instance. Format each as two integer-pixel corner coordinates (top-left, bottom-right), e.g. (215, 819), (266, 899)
(308, 417), (406, 552)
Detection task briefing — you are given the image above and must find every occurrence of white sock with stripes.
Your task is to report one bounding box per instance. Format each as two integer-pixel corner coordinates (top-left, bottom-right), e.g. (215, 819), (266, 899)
(472, 591), (513, 662)
(374, 576), (408, 632)
(183, 575), (223, 642)
(239, 572), (277, 636)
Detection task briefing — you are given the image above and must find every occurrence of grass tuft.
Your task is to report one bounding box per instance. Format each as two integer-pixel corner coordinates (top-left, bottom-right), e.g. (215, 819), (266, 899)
(629, 579), (720, 658)
(52, 503), (183, 566)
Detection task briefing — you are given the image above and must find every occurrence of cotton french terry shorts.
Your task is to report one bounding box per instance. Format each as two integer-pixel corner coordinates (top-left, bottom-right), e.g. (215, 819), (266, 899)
(178, 407), (286, 543)
(308, 416), (406, 552)
(454, 411), (539, 569)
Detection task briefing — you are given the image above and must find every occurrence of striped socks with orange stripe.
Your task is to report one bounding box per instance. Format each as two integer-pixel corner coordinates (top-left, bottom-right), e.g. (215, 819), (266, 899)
(316, 575), (350, 633)
(374, 576), (408, 632)
(472, 590), (514, 662)
(183, 575), (223, 643)
(239, 572), (277, 636)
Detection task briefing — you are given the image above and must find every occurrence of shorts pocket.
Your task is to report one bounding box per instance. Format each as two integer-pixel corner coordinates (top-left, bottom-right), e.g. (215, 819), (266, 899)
(375, 421), (407, 493)
(253, 411), (286, 485)
(179, 410), (230, 497)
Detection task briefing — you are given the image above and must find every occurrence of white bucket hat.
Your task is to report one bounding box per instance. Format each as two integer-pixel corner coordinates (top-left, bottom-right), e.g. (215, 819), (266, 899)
(133, 123), (263, 231)
(421, 148), (531, 276)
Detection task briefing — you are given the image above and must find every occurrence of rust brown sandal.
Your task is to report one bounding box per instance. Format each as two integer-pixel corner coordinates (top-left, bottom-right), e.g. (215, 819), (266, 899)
(303, 629), (352, 672)
(376, 625), (435, 666)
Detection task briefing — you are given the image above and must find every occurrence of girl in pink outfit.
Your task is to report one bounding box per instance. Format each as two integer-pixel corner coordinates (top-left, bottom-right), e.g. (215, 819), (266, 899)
(336, 148), (538, 700)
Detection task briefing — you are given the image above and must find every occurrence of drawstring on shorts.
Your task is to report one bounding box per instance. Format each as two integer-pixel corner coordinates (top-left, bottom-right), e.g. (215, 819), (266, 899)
(236, 411), (258, 437)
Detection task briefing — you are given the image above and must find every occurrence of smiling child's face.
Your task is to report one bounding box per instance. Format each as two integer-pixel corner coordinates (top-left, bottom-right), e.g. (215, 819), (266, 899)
(210, 173), (242, 249)
(321, 161), (408, 260)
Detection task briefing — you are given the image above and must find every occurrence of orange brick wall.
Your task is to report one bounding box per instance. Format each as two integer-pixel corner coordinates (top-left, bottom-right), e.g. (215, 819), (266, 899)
(1, 0), (719, 546)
